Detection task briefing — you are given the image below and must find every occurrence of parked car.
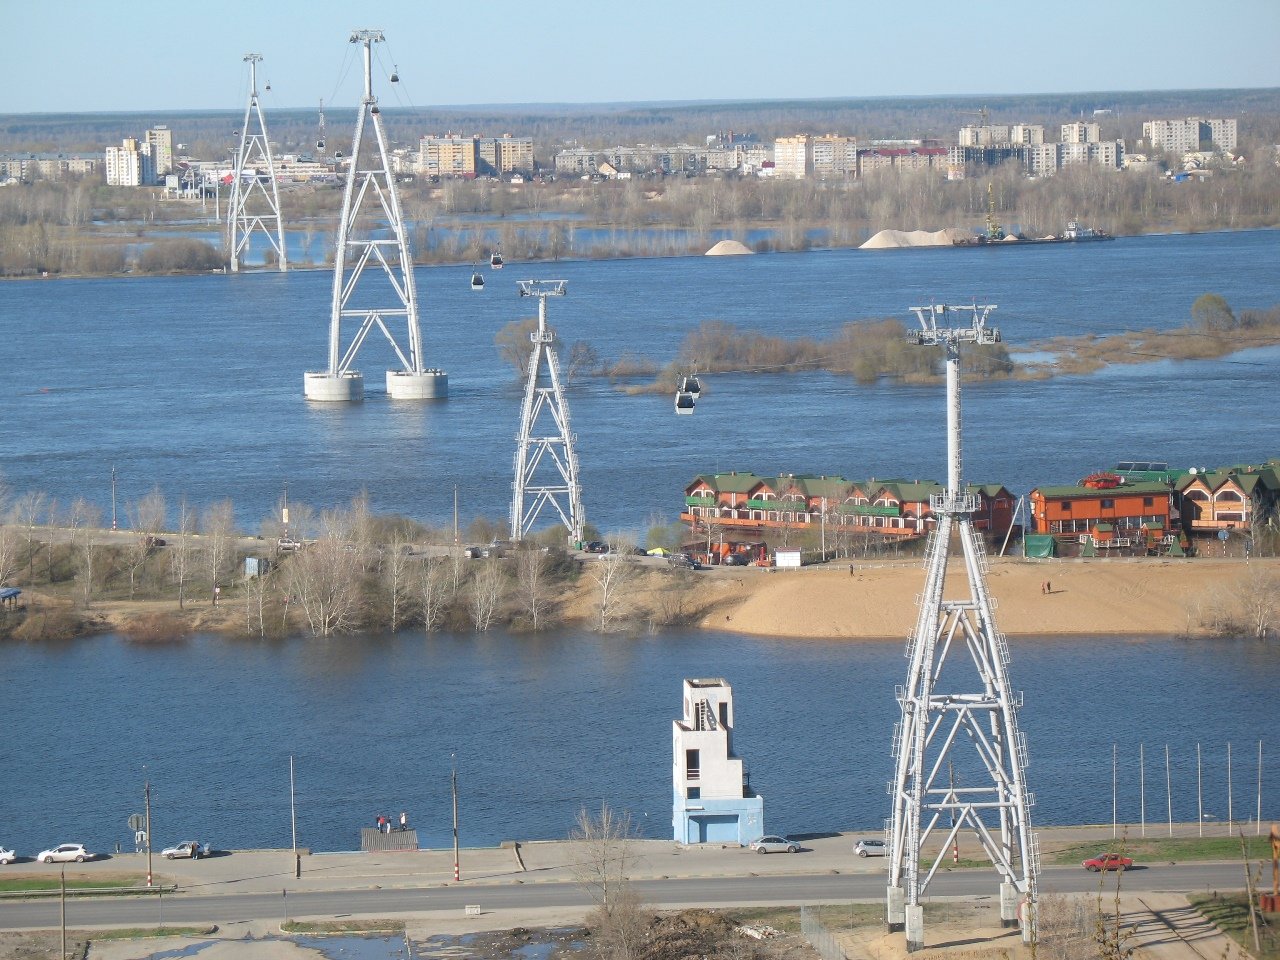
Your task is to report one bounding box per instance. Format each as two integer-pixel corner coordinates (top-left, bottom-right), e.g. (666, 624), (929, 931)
(1082, 853), (1133, 872)
(668, 554), (701, 570)
(749, 835), (801, 854)
(161, 840), (208, 860)
(584, 541), (609, 554)
(36, 843), (94, 864)
(277, 537), (302, 552)
(0, 847), (15, 865)
(854, 839), (887, 858)
(723, 553), (749, 566)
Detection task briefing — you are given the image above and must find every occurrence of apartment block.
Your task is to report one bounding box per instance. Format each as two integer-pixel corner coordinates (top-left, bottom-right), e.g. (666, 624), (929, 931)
(105, 138), (155, 186)
(959, 124), (1010, 147)
(145, 125), (174, 175)
(1024, 143), (1061, 177)
(812, 134), (858, 178)
(1061, 140), (1124, 170)
(1010, 124), (1046, 145)
(1142, 117), (1237, 153)
(418, 134), (477, 178)
(1061, 121), (1101, 144)
(772, 135), (812, 178)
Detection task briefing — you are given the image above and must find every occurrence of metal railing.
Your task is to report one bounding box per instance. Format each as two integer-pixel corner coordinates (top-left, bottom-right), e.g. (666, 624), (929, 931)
(800, 906), (847, 960)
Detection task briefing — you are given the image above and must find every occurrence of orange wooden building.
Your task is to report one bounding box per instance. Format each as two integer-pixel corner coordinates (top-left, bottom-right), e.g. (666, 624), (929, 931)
(1029, 478), (1175, 538)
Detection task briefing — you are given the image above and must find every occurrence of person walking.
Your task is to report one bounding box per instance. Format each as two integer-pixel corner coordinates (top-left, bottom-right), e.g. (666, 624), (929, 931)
(399, 811), (408, 831)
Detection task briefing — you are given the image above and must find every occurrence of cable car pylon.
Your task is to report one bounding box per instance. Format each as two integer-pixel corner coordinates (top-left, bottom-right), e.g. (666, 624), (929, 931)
(885, 303), (1038, 952)
(304, 30), (446, 402)
(510, 280), (584, 546)
(226, 54), (287, 273)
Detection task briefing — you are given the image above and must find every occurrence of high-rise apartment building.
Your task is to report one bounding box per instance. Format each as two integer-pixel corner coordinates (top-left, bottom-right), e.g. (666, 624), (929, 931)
(1009, 124), (1045, 145)
(1142, 117), (1237, 153)
(1061, 122), (1101, 144)
(145, 125), (174, 175)
(812, 134), (858, 177)
(772, 135), (812, 178)
(105, 138), (155, 186)
(418, 134), (477, 178)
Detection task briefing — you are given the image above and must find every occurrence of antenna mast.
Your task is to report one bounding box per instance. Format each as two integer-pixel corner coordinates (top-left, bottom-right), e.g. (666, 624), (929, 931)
(886, 303), (1037, 952)
(226, 54), (287, 272)
(511, 280), (584, 545)
(304, 30), (446, 402)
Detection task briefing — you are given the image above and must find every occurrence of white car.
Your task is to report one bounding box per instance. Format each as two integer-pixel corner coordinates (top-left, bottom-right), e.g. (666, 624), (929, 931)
(749, 835), (801, 854)
(161, 840), (208, 860)
(0, 847), (15, 865)
(854, 839), (887, 857)
(36, 843), (94, 864)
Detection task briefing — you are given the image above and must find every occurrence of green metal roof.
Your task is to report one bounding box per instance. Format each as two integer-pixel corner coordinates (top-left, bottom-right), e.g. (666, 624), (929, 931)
(1033, 481), (1173, 498)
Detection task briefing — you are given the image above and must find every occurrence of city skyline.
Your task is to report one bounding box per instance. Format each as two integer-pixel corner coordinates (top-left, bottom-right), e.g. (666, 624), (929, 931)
(4, 0), (1279, 116)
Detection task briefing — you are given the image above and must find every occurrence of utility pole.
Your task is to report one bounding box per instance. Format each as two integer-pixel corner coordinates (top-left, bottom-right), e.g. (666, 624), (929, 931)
(452, 755), (461, 882)
(60, 868), (66, 960)
(290, 754), (300, 879)
(144, 778), (153, 888)
(111, 464), (118, 531)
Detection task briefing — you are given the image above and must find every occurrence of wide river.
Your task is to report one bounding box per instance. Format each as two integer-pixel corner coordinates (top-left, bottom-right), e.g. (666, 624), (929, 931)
(0, 230), (1277, 855)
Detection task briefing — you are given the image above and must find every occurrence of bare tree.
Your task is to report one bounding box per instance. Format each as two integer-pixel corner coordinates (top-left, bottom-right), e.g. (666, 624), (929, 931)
(281, 538), (363, 637)
(170, 498), (194, 610)
(201, 499), (237, 604)
(243, 563), (277, 638)
(468, 558), (506, 631)
(383, 535), (413, 633)
(417, 557), (451, 632)
(569, 803), (648, 960)
(589, 534), (638, 632)
(123, 488), (166, 598)
(13, 490), (46, 578)
(0, 514), (18, 588)
(515, 548), (553, 631)
(67, 497), (102, 605)
(1235, 565), (1278, 640)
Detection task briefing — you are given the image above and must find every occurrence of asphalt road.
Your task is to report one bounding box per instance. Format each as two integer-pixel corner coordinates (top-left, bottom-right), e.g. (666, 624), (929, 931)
(0, 863), (1244, 930)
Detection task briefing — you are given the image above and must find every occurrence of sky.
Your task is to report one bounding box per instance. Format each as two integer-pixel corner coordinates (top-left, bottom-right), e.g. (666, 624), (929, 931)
(3, 0), (1279, 115)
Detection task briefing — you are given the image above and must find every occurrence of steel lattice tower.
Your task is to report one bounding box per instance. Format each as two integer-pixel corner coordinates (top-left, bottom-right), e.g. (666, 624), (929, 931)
(303, 30), (446, 402)
(510, 280), (584, 545)
(886, 304), (1038, 952)
(226, 54), (287, 273)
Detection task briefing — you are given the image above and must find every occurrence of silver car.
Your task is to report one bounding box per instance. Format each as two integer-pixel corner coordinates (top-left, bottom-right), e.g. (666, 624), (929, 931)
(749, 835), (801, 854)
(0, 847), (14, 865)
(854, 838), (887, 857)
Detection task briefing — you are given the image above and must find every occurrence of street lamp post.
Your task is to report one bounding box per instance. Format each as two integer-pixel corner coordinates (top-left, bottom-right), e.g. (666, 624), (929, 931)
(452, 754), (460, 882)
(290, 754), (300, 879)
(144, 778), (153, 888)
(111, 464), (118, 531)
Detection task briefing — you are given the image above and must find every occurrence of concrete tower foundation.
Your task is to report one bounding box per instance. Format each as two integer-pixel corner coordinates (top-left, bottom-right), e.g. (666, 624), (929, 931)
(304, 371), (363, 402)
(386, 370), (448, 399)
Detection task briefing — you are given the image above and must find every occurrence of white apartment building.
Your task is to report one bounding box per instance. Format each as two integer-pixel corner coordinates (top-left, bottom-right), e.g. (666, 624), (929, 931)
(1142, 117), (1238, 153)
(145, 125), (174, 175)
(1010, 124), (1046, 145)
(1061, 121), (1101, 144)
(105, 138), (155, 186)
(672, 679), (764, 845)
(1061, 140), (1124, 169)
(772, 135), (812, 179)
(812, 134), (858, 178)
(959, 124), (1010, 147)
(1024, 142), (1061, 177)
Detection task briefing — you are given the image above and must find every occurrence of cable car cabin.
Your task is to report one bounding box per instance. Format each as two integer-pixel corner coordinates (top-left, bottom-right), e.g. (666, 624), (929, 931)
(490, 251), (504, 269)
(470, 272), (485, 290)
(683, 374), (701, 395)
(675, 391), (695, 415)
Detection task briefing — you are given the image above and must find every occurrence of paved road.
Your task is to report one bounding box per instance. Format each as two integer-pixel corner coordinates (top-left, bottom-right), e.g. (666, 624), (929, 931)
(0, 862), (1244, 931)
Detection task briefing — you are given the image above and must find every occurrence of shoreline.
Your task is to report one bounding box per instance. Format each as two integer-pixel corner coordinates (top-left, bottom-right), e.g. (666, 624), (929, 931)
(47, 555), (1273, 644)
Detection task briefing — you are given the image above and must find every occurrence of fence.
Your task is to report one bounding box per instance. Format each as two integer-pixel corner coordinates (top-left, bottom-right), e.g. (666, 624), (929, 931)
(800, 906), (847, 960)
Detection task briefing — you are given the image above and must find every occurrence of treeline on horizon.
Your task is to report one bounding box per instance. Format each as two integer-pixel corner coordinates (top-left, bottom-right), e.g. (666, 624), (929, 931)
(4, 86), (1280, 155)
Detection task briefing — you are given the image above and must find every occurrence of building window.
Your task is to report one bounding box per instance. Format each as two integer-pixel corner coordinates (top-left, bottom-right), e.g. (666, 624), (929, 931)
(686, 787), (700, 799)
(1143, 497), (1153, 507)
(1101, 499), (1115, 509)
(1061, 502), (1072, 513)
(686, 748), (700, 780)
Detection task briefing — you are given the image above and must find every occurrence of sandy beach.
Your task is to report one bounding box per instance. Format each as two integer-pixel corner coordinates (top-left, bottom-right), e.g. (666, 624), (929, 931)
(692, 556), (1273, 641)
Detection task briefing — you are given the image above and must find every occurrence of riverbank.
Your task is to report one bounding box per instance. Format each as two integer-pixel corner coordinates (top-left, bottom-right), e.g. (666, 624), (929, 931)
(39, 555), (1274, 643)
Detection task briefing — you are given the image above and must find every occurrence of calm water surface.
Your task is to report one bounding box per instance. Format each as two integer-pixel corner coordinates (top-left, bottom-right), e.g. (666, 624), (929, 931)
(1, 629), (1275, 854)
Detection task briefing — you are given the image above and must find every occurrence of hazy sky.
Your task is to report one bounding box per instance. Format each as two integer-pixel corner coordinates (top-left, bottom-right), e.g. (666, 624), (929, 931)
(4, 0), (1279, 114)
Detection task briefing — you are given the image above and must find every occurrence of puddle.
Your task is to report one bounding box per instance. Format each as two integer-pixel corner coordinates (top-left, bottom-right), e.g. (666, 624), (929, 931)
(295, 934), (408, 960)
(412, 927), (587, 960)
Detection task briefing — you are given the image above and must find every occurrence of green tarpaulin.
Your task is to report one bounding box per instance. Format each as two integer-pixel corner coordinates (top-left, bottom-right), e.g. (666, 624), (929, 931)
(1024, 534), (1057, 558)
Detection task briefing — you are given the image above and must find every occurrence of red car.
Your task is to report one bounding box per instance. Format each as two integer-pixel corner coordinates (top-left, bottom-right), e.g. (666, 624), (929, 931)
(1082, 853), (1133, 872)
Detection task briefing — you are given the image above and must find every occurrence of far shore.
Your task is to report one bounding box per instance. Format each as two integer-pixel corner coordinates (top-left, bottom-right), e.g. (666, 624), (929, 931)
(49, 554), (1276, 644)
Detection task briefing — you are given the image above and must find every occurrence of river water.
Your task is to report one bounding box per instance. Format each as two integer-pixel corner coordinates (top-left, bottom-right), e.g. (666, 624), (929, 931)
(0, 229), (1277, 533)
(2, 629), (1276, 856)
(0, 230), (1277, 856)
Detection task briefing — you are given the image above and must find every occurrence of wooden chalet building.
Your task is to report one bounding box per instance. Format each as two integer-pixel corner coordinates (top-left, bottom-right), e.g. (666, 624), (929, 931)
(1029, 477), (1176, 540)
(1175, 463), (1280, 536)
(683, 472), (1016, 540)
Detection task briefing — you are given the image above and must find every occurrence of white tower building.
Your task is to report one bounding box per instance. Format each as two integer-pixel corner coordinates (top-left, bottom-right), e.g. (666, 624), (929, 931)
(304, 30), (446, 402)
(672, 678), (763, 845)
(510, 280), (584, 544)
(885, 304), (1037, 952)
(226, 54), (287, 273)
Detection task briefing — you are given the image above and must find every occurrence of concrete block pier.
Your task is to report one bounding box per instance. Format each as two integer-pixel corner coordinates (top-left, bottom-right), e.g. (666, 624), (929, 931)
(304, 371), (364, 402)
(386, 369), (448, 399)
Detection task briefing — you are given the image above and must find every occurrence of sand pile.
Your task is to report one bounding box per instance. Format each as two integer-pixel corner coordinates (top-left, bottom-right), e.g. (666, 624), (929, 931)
(860, 227), (971, 249)
(704, 239), (754, 256)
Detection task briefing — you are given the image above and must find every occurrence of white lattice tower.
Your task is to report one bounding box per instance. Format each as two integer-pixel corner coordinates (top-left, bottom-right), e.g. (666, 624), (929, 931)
(886, 304), (1037, 952)
(304, 30), (445, 402)
(510, 280), (584, 545)
(226, 54), (287, 273)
